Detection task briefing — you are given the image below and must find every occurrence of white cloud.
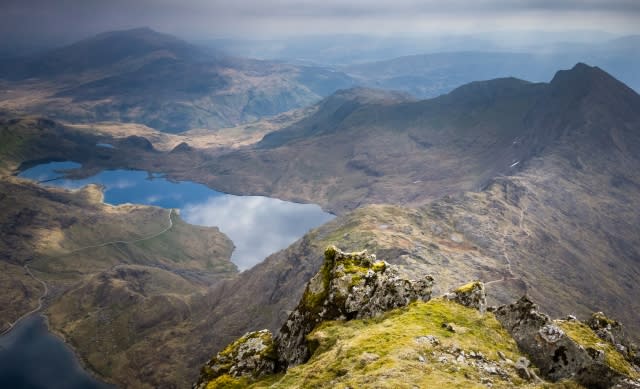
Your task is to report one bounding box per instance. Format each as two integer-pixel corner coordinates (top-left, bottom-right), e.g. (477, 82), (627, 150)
(182, 195), (334, 270)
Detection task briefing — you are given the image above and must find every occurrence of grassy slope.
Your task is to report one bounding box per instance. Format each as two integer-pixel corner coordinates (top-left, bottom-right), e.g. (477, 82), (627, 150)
(207, 299), (587, 389)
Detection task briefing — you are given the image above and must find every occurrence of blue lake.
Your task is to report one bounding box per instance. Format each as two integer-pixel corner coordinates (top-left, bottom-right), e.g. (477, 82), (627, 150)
(19, 161), (335, 270)
(0, 316), (112, 389)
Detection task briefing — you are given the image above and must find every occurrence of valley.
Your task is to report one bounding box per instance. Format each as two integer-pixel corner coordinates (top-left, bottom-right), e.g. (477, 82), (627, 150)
(0, 24), (639, 389)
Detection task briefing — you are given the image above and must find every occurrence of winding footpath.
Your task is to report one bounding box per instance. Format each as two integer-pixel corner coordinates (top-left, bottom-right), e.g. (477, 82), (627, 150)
(1, 209), (174, 336)
(484, 206), (529, 291)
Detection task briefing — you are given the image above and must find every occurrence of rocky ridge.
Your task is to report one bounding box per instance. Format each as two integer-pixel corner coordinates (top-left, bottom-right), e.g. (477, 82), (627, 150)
(195, 247), (640, 388)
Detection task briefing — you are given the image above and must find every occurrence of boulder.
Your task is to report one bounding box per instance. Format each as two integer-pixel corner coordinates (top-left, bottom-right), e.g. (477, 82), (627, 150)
(194, 329), (277, 388)
(444, 280), (487, 312)
(495, 296), (639, 388)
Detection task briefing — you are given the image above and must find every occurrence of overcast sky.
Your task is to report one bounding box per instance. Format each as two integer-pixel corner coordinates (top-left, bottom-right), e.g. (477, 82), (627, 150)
(1, 0), (639, 46)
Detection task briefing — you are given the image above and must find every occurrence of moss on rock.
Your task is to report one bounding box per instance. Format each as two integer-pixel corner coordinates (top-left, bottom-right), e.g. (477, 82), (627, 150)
(194, 330), (277, 389)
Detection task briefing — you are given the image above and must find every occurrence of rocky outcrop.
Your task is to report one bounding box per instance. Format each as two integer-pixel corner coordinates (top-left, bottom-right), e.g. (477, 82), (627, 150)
(276, 245), (434, 367)
(588, 312), (640, 367)
(495, 296), (640, 388)
(194, 330), (277, 389)
(444, 280), (487, 312)
(194, 246), (639, 389)
(194, 246), (434, 386)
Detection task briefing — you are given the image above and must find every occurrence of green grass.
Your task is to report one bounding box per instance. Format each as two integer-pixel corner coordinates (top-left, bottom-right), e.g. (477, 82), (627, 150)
(243, 298), (530, 388)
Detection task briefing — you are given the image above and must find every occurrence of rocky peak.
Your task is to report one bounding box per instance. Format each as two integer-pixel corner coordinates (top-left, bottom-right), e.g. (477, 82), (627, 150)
(276, 245), (434, 367)
(194, 246), (434, 388)
(194, 247), (639, 389)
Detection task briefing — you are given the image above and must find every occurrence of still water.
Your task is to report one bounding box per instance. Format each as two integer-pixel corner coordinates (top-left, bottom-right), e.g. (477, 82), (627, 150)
(0, 316), (112, 389)
(19, 161), (335, 270)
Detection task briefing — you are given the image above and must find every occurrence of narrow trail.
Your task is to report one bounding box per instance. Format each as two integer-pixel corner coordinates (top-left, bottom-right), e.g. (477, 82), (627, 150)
(1, 264), (49, 336)
(484, 203), (529, 292)
(59, 209), (174, 256)
(1, 209), (174, 337)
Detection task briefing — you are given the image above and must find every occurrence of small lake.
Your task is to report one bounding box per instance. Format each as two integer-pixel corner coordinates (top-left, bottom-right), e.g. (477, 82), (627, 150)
(0, 316), (112, 389)
(19, 161), (335, 270)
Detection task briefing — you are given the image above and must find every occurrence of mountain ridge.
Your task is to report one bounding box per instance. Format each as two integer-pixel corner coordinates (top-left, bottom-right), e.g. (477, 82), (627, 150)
(0, 28), (357, 133)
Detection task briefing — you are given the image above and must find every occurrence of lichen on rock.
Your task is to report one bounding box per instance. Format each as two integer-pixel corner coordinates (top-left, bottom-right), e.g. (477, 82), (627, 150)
(444, 280), (487, 313)
(276, 245), (434, 368)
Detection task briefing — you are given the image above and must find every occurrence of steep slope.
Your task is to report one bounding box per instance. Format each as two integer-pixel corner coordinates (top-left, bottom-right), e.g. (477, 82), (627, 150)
(0, 28), (355, 133)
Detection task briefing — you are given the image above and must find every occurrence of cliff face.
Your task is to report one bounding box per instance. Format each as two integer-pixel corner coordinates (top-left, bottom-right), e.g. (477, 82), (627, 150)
(195, 247), (640, 389)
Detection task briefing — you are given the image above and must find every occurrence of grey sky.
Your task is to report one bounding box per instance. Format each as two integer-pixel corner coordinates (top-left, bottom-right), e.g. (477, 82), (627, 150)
(1, 0), (639, 46)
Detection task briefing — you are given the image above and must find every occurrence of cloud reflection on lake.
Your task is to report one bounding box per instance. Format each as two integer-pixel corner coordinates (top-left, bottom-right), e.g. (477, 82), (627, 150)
(19, 161), (335, 270)
(182, 195), (334, 270)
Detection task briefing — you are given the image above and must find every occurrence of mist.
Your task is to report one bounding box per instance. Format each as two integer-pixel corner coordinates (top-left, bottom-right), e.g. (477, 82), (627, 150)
(1, 0), (639, 54)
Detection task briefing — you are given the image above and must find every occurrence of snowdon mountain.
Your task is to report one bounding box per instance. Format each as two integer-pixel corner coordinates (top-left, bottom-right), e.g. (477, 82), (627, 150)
(0, 28), (355, 132)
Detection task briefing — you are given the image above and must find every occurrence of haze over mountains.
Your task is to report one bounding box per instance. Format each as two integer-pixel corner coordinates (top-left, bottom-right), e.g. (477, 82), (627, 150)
(1, 24), (639, 389)
(1, 28), (638, 135)
(0, 28), (356, 133)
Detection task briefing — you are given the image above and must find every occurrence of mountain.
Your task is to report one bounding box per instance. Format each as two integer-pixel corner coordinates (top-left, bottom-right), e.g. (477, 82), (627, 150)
(158, 64), (640, 379)
(3, 64), (639, 388)
(0, 27), (204, 79)
(344, 37), (640, 98)
(0, 28), (356, 133)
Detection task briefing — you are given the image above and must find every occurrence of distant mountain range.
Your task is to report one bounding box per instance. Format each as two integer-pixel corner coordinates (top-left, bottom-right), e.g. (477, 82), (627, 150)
(0, 28), (356, 133)
(1, 28), (637, 134)
(344, 38), (640, 98)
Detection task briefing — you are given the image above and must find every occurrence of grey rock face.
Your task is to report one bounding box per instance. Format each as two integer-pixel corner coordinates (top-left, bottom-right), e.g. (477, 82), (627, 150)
(588, 312), (640, 367)
(444, 280), (487, 312)
(494, 296), (637, 388)
(275, 245), (434, 368)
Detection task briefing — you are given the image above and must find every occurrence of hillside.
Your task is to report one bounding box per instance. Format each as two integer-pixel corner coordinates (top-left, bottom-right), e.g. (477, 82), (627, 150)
(0, 173), (242, 387)
(0, 28), (355, 133)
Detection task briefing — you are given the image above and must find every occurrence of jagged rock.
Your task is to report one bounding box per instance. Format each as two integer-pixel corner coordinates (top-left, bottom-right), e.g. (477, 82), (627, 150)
(495, 296), (638, 388)
(588, 312), (640, 366)
(538, 324), (564, 343)
(194, 330), (277, 388)
(276, 245), (434, 368)
(444, 281), (487, 313)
